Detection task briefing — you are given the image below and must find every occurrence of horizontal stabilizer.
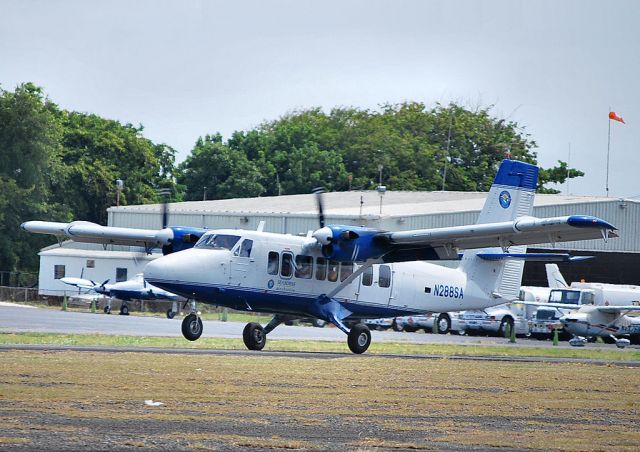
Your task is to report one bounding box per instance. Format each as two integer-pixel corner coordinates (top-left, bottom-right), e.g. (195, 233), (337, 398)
(477, 253), (593, 262)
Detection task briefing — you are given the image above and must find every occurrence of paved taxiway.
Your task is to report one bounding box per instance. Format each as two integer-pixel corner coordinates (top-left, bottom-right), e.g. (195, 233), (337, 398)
(1, 302), (636, 353)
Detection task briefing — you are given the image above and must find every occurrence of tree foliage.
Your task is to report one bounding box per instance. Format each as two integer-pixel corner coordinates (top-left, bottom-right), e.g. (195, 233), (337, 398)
(0, 83), (179, 271)
(193, 102), (577, 196)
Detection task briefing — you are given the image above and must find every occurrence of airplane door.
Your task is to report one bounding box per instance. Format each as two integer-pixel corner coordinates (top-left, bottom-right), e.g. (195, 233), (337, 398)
(356, 264), (393, 307)
(230, 239), (254, 284)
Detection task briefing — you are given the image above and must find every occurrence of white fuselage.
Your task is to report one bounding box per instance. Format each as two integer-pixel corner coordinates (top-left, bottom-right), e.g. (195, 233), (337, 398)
(561, 307), (640, 338)
(144, 229), (506, 320)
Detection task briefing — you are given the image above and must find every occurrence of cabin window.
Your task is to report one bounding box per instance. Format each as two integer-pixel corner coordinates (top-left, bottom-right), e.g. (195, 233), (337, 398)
(54, 265), (65, 279)
(238, 239), (253, 257)
(379, 265), (391, 288)
(195, 233), (241, 250)
(362, 266), (373, 286)
(116, 268), (128, 282)
(295, 255), (313, 279)
(315, 257), (327, 280)
(281, 252), (293, 278)
(86, 259), (95, 268)
(582, 292), (595, 305)
(327, 260), (339, 282)
(340, 262), (354, 282)
(267, 251), (279, 275)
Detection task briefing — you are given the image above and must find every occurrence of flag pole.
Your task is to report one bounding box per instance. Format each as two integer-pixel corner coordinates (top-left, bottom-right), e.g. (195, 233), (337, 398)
(606, 108), (611, 197)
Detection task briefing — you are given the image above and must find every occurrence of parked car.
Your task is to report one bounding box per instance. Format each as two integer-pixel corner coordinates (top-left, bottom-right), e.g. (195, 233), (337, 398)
(457, 303), (530, 337)
(364, 318), (394, 330)
(390, 313), (460, 334)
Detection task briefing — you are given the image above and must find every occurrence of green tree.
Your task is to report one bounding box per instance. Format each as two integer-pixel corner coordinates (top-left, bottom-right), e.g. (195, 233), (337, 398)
(53, 112), (176, 225)
(178, 134), (264, 200)
(0, 83), (69, 271)
(537, 160), (585, 194)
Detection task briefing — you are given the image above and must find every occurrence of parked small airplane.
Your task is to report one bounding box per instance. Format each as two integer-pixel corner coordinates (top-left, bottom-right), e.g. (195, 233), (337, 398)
(23, 160), (617, 353)
(61, 274), (183, 317)
(535, 264), (640, 347)
(560, 304), (640, 348)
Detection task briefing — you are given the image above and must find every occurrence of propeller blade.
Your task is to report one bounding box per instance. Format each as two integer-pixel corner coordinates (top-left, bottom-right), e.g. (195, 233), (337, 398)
(162, 200), (169, 229)
(158, 187), (171, 229)
(312, 187), (326, 228)
(101, 279), (110, 288)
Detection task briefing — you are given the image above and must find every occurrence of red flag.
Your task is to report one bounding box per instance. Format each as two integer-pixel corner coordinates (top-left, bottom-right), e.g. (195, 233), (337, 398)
(609, 111), (625, 124)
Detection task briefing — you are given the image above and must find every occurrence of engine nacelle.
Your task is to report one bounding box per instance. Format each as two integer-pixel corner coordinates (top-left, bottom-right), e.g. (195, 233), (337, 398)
(313, 225), (389, 262)
(162, 226), (207, 254)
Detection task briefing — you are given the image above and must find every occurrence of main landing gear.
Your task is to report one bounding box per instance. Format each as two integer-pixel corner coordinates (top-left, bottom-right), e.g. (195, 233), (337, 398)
(239, 315), (373, 354)
(175, 301), (373, 354)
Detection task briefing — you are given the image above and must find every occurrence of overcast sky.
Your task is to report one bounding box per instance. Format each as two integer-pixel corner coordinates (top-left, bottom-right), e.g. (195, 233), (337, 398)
(1, 0), (638, 197)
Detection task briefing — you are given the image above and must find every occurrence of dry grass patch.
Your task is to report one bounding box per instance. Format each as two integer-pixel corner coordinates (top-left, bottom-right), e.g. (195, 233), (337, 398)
(0, 351), (638, 450)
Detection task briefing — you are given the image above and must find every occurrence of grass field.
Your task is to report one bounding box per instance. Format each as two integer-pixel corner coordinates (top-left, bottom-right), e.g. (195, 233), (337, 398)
(0, 349), (638, 450)
(1, 331), (639, 362)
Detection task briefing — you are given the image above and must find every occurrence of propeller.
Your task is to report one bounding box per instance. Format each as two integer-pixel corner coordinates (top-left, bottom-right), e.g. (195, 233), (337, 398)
(158, 188), (171, 229)
(312, 187), (326, 228)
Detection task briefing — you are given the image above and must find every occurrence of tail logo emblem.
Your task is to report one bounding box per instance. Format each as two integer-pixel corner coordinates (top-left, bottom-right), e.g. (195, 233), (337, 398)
(499, 191), (511, 209)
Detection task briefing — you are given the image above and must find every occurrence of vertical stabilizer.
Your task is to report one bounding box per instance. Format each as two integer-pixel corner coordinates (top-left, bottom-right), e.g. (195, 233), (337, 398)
(545, 264), (569, 288)
(460, 160), (539, 301)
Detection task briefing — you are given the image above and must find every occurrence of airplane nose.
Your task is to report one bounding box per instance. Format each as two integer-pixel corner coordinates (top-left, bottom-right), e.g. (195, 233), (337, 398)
(144, 249), (216, 284)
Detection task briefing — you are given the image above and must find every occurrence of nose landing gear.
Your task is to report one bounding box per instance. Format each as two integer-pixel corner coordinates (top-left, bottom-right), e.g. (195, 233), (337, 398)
(181, 300), (203, 341)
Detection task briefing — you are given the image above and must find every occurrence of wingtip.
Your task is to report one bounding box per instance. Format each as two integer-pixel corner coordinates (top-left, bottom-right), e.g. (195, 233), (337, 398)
(567, 215), (616, 231)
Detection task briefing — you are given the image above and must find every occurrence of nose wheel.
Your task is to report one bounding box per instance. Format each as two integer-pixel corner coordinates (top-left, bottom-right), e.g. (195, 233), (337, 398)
(182, 313), (203, 341)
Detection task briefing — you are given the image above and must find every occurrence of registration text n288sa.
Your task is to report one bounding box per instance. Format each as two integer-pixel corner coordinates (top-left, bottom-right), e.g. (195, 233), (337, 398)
(434, 284), (464, 299)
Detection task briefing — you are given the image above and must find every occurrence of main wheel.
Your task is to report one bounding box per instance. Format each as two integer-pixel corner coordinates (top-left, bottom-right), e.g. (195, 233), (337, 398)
(347, 323), (371, 354)
(119, 304), (129, 316)
(392, 320), (403, 332)
(499, 317), (514, 337)
(311, 319), (326, 328)
(181, 313), (203, 341)
(243, 322), (266, 350)
(436, 313), (451, 334)
(166, 309), (176, 319)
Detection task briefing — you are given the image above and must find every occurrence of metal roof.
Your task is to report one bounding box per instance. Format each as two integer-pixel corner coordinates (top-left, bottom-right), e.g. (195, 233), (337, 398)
(108, 191), (624, 218)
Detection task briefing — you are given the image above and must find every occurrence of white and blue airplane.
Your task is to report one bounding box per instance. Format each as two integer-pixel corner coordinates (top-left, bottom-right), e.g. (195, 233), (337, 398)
(22, 160), (617, 353)
(60, 274), (183, 317)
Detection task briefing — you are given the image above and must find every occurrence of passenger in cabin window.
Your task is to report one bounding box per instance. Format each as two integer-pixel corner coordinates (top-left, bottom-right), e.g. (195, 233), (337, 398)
(328, 260), (339, 282)
(267, 251), (279, 275)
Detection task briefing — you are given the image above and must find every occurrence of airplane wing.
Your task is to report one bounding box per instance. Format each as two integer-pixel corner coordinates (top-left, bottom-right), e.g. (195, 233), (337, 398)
(593, 305), (640, 313)
(384, 215), (616, 252)
(21, 221), (206, 253)
(521, 301), (582, 309)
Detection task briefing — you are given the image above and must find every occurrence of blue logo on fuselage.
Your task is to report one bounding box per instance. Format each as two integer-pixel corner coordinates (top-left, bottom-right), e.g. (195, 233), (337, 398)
(267, 279), (274, 289)
(499, 190), (511, 209)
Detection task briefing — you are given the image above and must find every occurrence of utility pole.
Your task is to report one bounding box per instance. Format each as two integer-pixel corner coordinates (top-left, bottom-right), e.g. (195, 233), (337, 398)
(442, 114), (453, 191)
(606, 108), (611, 197)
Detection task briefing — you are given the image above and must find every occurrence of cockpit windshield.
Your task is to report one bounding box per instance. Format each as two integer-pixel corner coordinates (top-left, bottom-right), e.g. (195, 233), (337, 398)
(549, 289), (581, 304)
(195, 233), (241, 250)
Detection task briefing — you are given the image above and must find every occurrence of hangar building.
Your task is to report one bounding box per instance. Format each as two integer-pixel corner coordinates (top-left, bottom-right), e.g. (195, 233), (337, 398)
(37, 190), (640, 295)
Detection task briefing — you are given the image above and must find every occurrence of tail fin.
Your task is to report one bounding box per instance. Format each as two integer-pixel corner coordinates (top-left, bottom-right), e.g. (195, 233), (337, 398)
(460, 160), (539, 301)
(545, 263), (569, 288)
